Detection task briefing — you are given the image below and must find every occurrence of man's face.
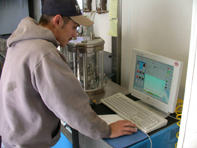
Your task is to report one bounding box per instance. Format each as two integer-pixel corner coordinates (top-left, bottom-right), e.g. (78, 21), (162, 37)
(55, 19), (78, 47)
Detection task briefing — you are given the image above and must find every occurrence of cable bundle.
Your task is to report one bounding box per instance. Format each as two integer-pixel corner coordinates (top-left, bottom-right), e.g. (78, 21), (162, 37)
(175, 99), (183, 148)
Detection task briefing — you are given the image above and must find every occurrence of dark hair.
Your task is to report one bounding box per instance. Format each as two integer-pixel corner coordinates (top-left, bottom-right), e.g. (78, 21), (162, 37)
(39, 14), (71, 27)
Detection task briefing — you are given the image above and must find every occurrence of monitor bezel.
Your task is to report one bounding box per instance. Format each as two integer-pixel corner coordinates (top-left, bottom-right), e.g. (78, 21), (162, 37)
(129, 49), (183, 113)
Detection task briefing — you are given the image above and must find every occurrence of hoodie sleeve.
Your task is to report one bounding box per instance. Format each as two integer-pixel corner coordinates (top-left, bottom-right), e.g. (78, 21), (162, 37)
(32, 50), (111, 139)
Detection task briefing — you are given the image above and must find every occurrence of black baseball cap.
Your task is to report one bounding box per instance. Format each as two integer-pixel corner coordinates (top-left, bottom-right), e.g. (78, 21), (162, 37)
(41, 0), (94, 27)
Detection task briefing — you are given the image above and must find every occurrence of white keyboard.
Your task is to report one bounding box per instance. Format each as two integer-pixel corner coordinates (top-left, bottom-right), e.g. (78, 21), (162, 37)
(101, 93), (168, 133)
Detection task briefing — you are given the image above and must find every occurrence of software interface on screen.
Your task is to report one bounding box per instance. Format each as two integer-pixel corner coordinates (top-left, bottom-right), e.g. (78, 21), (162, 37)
(133, 55), (174, 104)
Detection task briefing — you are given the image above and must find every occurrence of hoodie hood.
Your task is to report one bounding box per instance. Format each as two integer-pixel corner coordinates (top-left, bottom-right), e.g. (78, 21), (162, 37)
(7, 17), (59, 48)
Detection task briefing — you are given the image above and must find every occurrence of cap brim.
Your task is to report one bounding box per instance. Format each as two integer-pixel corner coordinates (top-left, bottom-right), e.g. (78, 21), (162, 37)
(70, 15), (94, 27)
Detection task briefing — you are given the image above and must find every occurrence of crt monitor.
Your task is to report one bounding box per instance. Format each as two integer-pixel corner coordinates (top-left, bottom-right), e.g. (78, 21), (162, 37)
(129, 49), (183, 114)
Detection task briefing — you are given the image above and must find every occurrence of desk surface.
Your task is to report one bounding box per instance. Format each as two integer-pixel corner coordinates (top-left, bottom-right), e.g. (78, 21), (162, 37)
(88, 80), (129, 104)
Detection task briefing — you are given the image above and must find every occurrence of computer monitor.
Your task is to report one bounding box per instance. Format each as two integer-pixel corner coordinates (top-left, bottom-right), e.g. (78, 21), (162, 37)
(129, 49), (183, 114)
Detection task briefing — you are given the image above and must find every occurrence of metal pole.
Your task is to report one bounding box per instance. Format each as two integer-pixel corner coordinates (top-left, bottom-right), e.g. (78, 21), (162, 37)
(72, 129), (79, 148)
(112, 0), (122, 84)
(83, 53), (88, 89)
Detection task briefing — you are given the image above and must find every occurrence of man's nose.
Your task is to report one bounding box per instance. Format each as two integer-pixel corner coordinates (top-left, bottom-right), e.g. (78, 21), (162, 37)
(73, 30), (77, 37)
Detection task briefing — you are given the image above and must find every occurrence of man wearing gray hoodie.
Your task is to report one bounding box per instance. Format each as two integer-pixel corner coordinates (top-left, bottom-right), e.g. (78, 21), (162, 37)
(0, 0), (137, 148)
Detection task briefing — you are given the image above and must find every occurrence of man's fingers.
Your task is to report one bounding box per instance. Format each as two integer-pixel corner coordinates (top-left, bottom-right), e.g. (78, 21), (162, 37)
(121, 130), (134, 135)
(121, 120), (137, 128)
(123, 126), (138, 133)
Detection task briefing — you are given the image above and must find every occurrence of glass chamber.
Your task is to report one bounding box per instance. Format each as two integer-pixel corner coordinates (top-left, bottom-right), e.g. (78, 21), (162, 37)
(61, 36), (106, 95)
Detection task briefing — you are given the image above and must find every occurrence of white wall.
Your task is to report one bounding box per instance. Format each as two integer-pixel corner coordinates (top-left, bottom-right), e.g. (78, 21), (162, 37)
(85, 0), (112, 53)
(121, 0), (193, 101)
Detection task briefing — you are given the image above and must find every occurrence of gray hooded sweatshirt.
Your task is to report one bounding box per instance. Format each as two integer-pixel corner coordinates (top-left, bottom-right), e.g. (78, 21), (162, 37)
(0, 17), (110, 148)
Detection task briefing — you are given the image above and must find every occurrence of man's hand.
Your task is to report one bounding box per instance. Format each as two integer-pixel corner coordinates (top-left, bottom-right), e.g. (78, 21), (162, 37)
(109, 120), (137, 138)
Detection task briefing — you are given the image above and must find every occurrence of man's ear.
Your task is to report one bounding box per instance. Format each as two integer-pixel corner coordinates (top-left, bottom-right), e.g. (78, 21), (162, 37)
(52, 14), (64, 30)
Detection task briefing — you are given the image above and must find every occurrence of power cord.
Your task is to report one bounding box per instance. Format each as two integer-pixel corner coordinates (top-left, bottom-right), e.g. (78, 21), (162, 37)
(174, 99), (183, 148)
(144, 132), (152, 148)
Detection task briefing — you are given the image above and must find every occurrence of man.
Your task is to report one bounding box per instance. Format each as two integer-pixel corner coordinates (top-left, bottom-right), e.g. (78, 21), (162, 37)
(0, 0), (137, 148)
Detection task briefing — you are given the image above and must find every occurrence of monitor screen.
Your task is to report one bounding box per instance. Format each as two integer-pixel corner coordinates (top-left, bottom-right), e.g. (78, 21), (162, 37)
(129, 49), (183, 113)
